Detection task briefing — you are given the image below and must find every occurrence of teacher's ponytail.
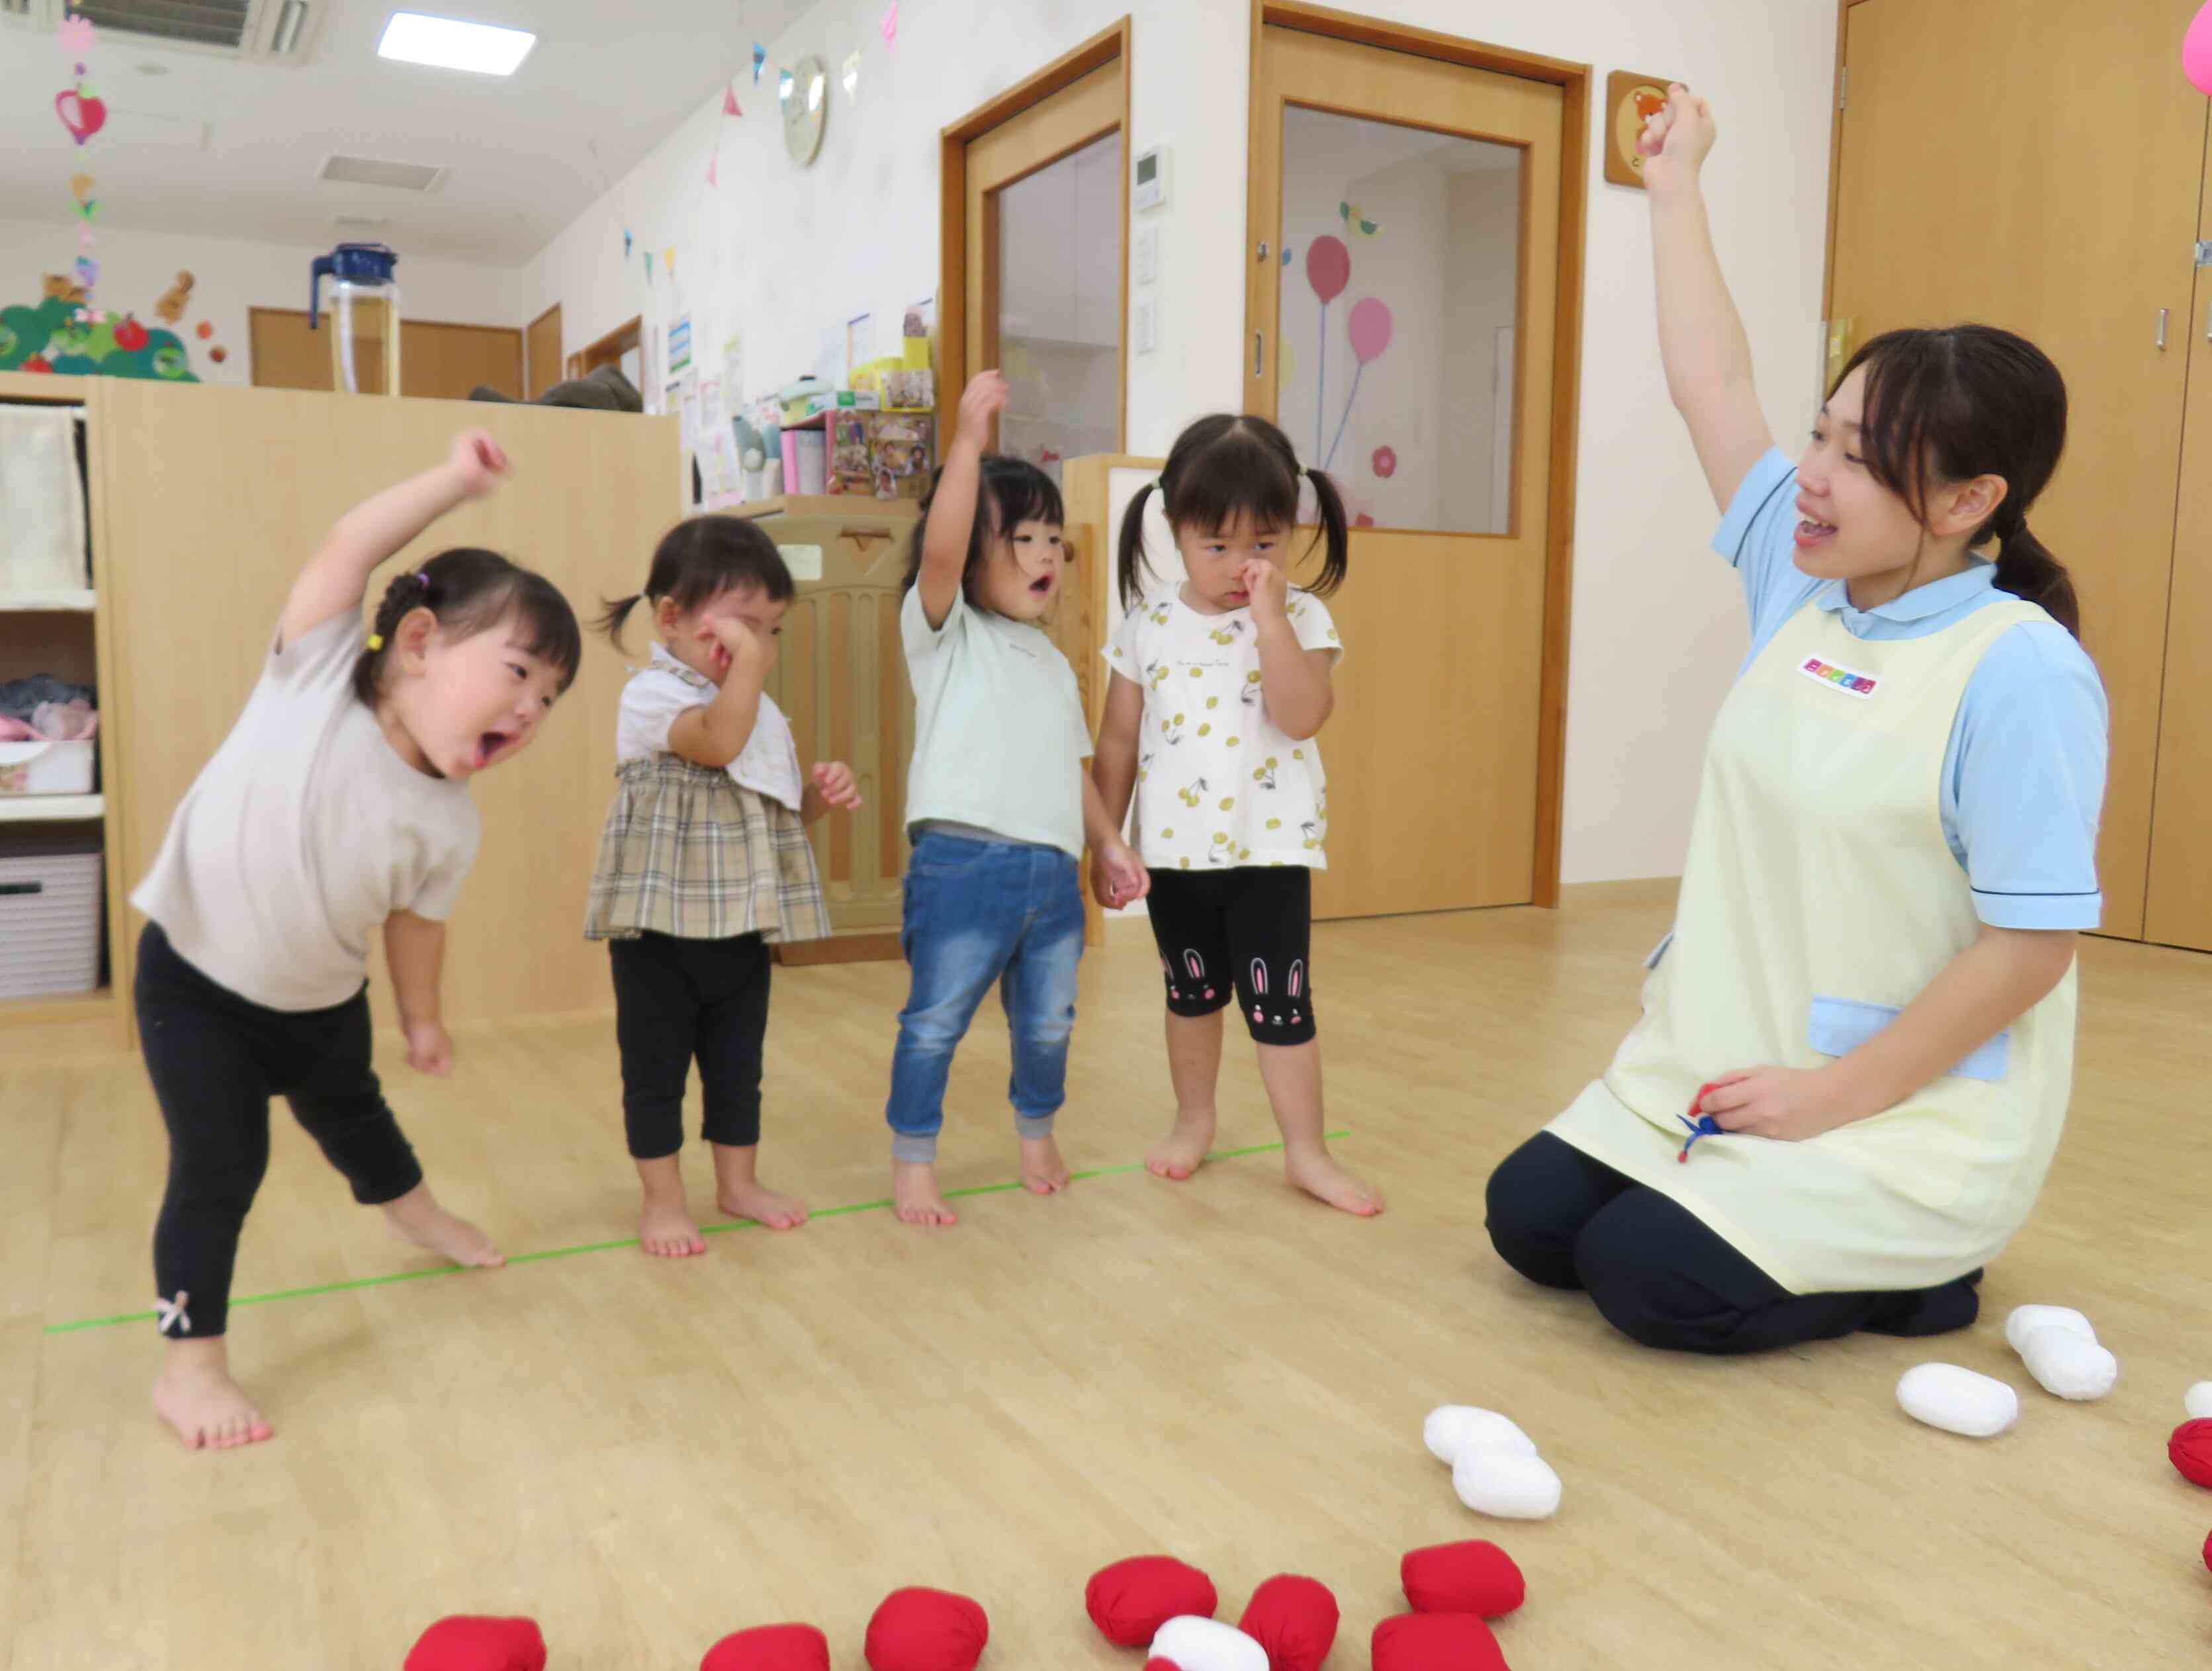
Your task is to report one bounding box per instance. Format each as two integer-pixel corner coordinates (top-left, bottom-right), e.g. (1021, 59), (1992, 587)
(1837, 324), (2082, 640)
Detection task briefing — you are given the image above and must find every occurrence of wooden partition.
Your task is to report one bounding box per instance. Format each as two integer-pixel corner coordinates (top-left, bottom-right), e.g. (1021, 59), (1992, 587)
(97, 381), (681, 1035)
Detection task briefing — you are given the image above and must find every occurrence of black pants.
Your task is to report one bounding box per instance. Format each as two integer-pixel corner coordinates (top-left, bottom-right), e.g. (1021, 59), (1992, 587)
(136, 922), (423, 1340)
(607, 932), (772, 1160)
(1483, 1133), (1981, 1355)
(1144, 866), (1316, 1046)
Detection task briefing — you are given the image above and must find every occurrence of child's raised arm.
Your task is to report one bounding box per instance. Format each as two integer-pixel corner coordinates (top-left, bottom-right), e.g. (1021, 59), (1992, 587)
(279, 431), (508, 652)
(915, 372), (1008, 630)
(1642, 87), (1773, 513)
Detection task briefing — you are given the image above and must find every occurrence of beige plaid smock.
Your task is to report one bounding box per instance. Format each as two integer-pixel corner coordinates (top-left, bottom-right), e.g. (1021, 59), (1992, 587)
(586, 651), (831, 944)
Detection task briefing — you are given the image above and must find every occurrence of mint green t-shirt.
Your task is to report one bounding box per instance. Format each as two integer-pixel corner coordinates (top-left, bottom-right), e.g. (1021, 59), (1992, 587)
(901, 585), (1092, 860)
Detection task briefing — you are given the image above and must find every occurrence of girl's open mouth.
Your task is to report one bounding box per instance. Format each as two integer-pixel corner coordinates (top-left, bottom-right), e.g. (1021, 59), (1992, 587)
(472, 730), (512, 769)
(1029, 574), (1055, 596)
(1794, 518), (1837, 551)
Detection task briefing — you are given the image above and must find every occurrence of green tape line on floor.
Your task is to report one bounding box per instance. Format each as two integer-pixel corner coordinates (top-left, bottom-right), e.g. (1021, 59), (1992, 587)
(43, 1131), (1349, 1335)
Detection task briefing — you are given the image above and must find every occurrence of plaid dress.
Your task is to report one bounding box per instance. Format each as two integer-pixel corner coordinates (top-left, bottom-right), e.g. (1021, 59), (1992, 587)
(585, 756), (832, 945)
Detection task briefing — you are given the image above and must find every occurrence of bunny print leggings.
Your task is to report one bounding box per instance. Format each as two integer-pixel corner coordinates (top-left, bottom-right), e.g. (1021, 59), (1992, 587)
(1143, 866), (1315, 1046)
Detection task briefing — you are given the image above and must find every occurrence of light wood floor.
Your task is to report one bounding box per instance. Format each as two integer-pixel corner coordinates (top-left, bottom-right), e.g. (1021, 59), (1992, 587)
(4, 882), (2209, 1670)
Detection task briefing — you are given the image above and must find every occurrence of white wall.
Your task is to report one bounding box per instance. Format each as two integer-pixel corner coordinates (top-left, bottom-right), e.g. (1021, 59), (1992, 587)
(0, 216), (521, 388)
(522, 0), (1836, 886)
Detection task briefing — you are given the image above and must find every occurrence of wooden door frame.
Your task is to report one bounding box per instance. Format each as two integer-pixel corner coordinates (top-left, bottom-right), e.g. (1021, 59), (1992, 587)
(1246, 1), (1589, 910)
(937, 17), (1131, 452)
(526, 302), (563, 398)
(568, 314), (641, 383)
(1819, 0), (1859, 381)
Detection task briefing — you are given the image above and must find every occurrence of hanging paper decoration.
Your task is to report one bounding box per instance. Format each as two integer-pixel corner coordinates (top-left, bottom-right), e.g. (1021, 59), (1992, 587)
(624, 228), (634, 258)
(723, 83), (742, 117)
(58, 13), (95, 52)
(1324, 297), (1394, 471)
(842, 51), (861, 99)
(644, 251), (654, 282)
(882, 1), (900, 48)
(54, 73), (106, 146)
(664, 248), (676, 282)
(1371, 445), (1397, 479)
(154, 270), (193, 323)
(1338, 200), (1381, 238)
(195, 320), (213, 339)
(753, 43), (767, 83)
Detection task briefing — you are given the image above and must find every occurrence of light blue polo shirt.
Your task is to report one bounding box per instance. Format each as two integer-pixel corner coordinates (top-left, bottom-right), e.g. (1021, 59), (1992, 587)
(1717, 448), (2107, 932)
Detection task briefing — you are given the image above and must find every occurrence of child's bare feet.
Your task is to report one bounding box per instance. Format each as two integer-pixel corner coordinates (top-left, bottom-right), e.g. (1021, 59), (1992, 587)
(716, 1179), (809, 1230)
(382, 1184), (506, 1267)
(154, 1338), (273, 1452)
(1285, 1147), (1384, 1216)
(893, 1160), (957, 1226)
(1145, 1110), (1217, 1181)
(711, 1144), (809, 1230)
(1020, 1134), (1071, 1195)
(640, 1197), (707, 1257)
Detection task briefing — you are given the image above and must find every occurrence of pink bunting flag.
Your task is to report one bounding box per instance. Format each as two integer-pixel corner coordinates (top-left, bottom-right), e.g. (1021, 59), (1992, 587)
(723, 83), (742, 118)
(707, 148), (719, 187)
(881, 1), (899, 47)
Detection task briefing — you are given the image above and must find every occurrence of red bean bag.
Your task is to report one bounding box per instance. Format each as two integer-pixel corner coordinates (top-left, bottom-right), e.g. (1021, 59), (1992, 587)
(404, 1616), (547, 1671)
(1235, 1574), (1338, 1671)
(1399, 1541), (1526, 1619)
(2202, 1526), (2212, 1575)
(1370, 1612), (1509, 1671)
(1086, 1556), (1218, 1647)
(1145, 1661), (1184, 1671)
(700, 1623), (832, 1670)
(2170, 1419), (2212, 1488)
(863, 1587), (989, 1671)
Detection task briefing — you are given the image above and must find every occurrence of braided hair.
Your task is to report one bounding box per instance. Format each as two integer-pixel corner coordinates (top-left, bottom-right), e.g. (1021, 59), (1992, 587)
(351, 547), (583, 706)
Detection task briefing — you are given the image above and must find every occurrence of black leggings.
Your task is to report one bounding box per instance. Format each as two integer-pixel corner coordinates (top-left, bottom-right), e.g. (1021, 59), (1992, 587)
(136, 922), (423, 1340)
(1483, 1133), (1981, 1355)
(607, 932), (771, 1160)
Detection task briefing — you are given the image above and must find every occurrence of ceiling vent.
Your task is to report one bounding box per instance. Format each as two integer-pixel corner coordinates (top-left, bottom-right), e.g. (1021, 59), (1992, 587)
(318, 155), (447, 194)
(0, 0), (322, 62)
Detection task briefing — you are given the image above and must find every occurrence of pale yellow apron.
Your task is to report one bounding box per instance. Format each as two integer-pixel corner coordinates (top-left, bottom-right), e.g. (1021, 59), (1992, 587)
(1546, 594), (2076, 1293)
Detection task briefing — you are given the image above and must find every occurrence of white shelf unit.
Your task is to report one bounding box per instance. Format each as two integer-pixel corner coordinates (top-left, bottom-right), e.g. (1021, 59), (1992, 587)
(0, 589), (96, 612)
(0, 793), (103, 823)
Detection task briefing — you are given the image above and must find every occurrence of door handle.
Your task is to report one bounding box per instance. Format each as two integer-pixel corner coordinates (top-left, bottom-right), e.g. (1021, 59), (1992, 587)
(2158, 308), (2170, 350)
(1253, 332), (1265, 377)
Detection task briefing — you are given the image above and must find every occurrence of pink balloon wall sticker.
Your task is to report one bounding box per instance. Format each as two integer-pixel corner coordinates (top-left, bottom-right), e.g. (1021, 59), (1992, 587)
(1305, 236), (1351, 461)
(1325, 298), (1394, 472)
(2188, 1), (2212, 97)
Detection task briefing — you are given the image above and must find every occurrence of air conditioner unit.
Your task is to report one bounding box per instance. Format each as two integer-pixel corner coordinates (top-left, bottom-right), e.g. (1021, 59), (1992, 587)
(0, 0), (324, 64)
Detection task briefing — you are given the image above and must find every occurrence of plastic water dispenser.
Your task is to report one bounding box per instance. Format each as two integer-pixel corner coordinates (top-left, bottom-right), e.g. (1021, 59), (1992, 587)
(309, 242), (402, 394)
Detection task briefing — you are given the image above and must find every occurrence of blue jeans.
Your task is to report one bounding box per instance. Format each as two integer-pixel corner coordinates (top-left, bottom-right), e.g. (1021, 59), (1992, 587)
(887, 831), (1085, 1161)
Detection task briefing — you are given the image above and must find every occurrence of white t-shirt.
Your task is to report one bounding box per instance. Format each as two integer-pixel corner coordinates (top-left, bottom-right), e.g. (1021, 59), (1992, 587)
(1106, 588), (1341, 872)
(902, 586), (1092, 860)
(132, 610), (481, 1011)
(615, 643), (805, 812)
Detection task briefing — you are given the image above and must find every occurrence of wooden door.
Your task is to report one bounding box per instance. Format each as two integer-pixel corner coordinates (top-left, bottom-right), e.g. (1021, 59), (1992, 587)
(1830, 0), (2205, 942)
(2146, 120), (2212, 950)
(955, 50), (1127, 471)
(247, 308), (525, 401)
(1247, 21), (1568, 921)
(97, 381), (680, 1030)
(527, 304), (562, 400)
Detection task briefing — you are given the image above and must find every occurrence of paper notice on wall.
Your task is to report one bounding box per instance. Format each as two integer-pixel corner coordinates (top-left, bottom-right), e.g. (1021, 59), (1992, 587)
(700, 428), (742, 506)
(698, 377), (725, 433)
(669, 314), (693, 375)
(723, 332), (744, 405)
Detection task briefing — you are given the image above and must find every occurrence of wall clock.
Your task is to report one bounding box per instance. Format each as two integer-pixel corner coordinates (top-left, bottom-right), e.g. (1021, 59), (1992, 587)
(781, 55), (828, 167)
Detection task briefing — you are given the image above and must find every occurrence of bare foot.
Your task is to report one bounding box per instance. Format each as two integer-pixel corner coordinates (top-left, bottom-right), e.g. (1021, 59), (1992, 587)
(154, 1339), (273, 1452)
(1020, 1134), (1071, 1195)
(382, 1184), (506, 1267)
(1285, 1148), (1384, 1216)
(1145, 1111), (1217, 1181)
(640, 1195), (707, 1257)
(716, 1179), (809, 1231)
(893, 1160), (958, 1226)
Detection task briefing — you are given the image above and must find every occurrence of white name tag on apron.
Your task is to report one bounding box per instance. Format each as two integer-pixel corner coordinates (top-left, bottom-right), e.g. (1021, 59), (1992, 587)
(1798, 655), (1879, 698)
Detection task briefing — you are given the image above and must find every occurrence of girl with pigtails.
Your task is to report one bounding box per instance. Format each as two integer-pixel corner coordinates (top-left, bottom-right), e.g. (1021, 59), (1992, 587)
(1092, 414), (1382, 1218)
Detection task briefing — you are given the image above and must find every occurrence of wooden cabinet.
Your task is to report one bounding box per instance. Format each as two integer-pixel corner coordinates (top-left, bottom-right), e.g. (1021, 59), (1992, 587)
(1831, 0), (2212, 950)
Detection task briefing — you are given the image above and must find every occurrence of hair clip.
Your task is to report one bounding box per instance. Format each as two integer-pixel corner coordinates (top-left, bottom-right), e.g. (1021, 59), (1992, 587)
(366, 633), (384, 651)
(414, 570), (431, 586)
